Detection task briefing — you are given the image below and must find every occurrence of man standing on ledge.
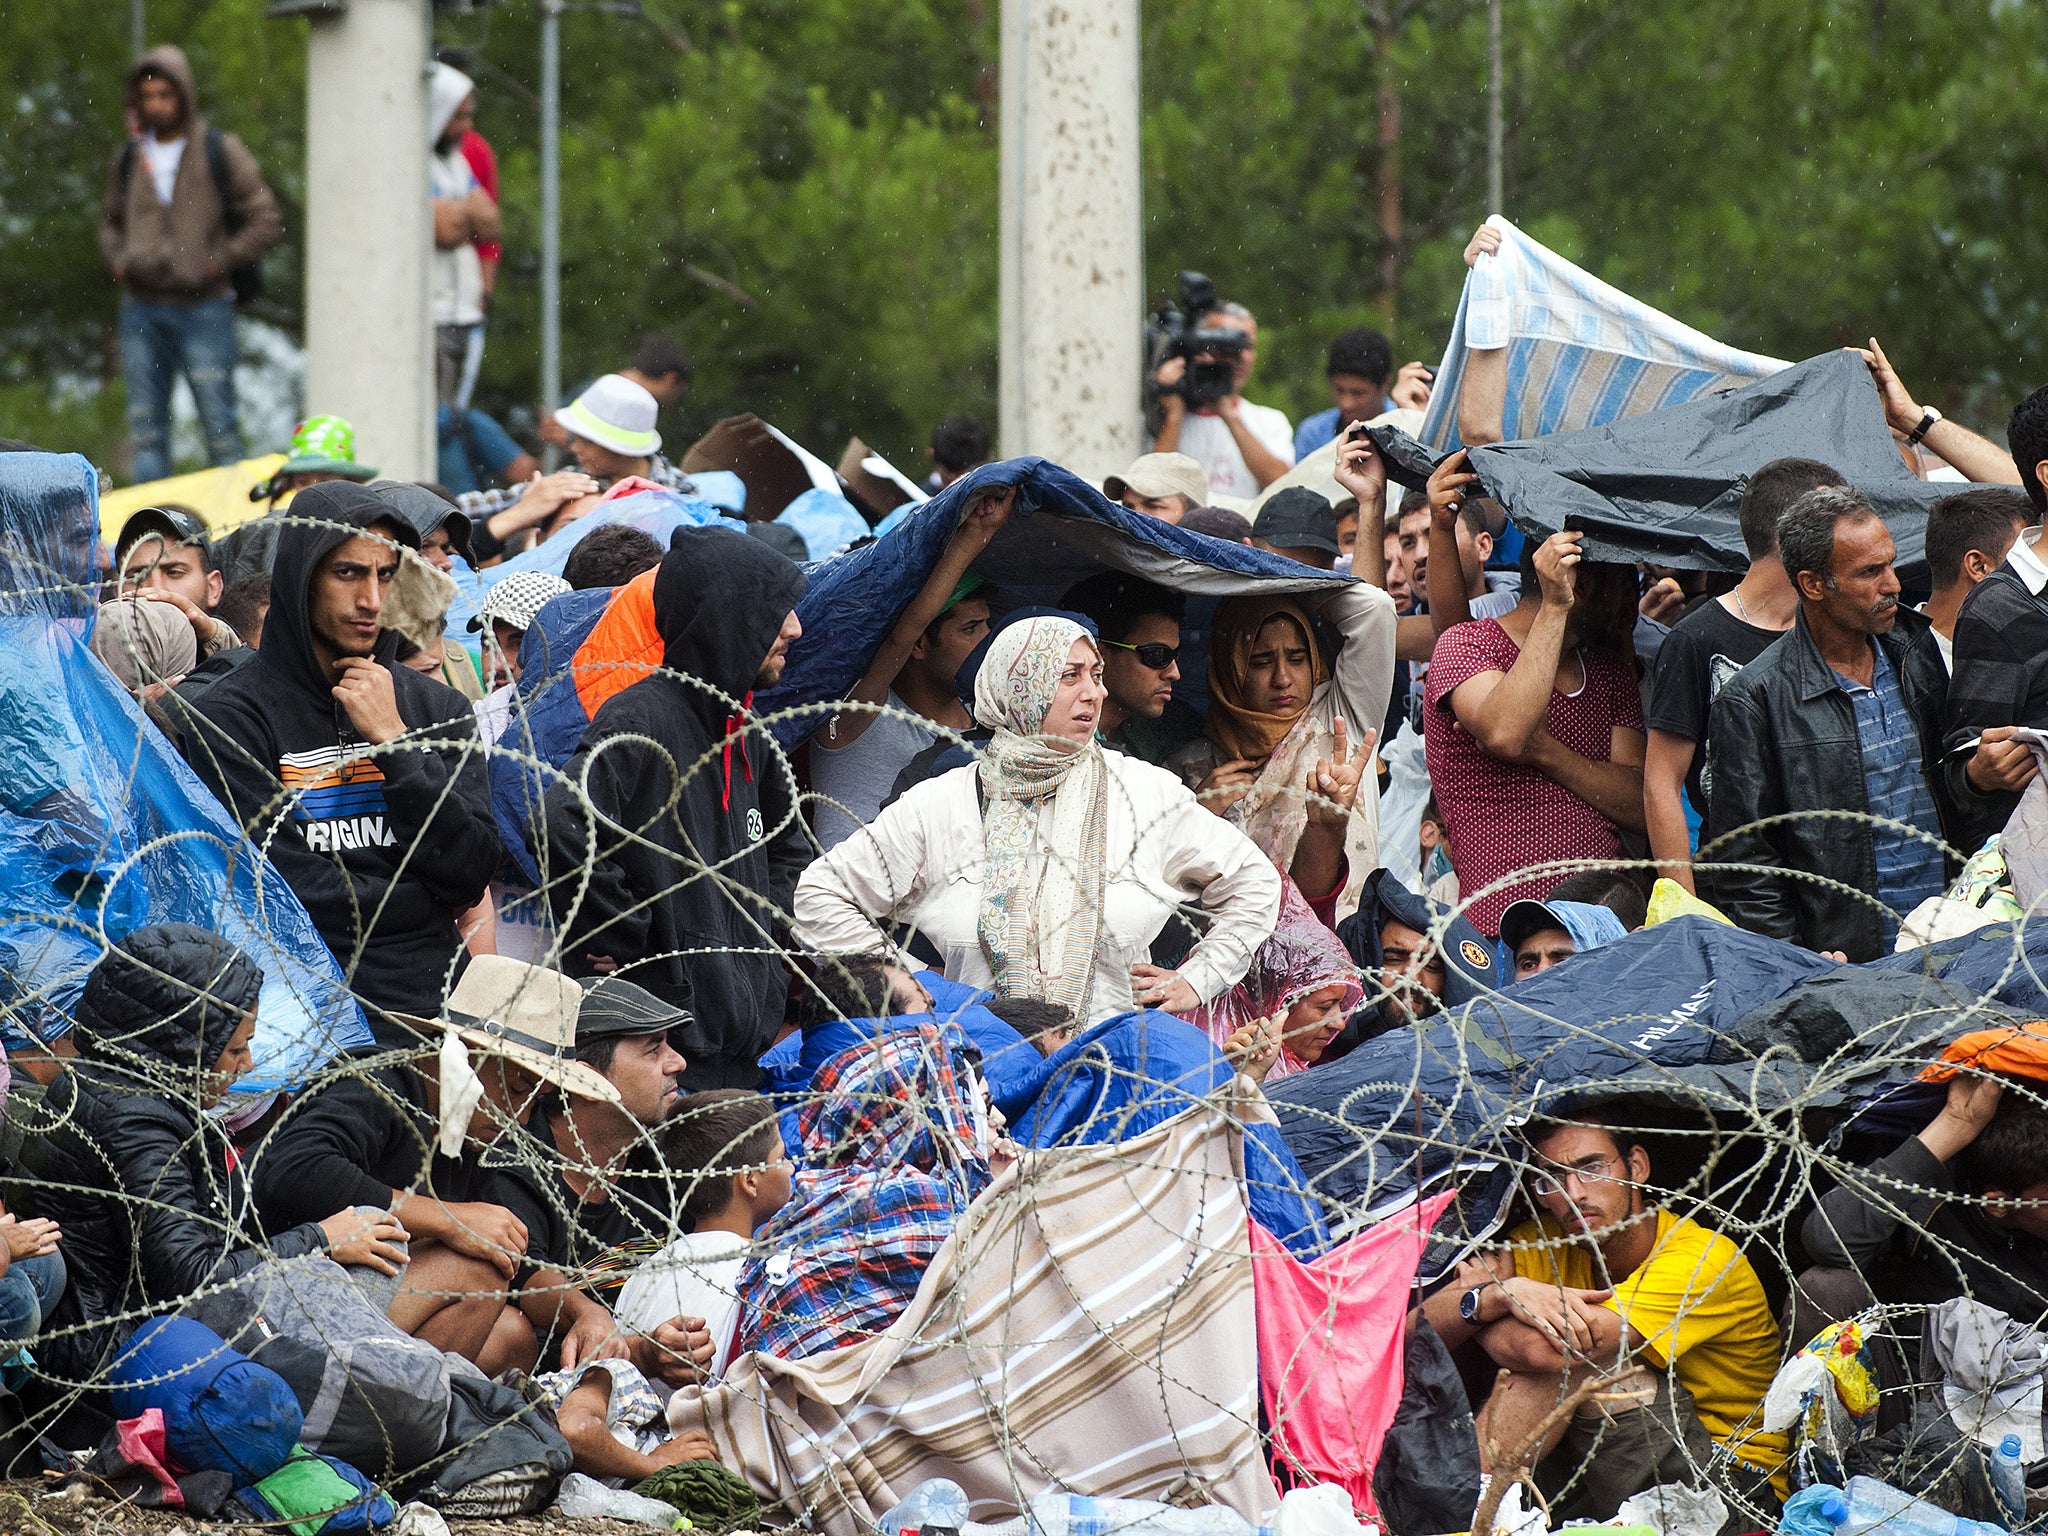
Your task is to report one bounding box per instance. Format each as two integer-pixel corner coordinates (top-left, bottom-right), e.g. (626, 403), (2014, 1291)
(100, 45), (281, 482)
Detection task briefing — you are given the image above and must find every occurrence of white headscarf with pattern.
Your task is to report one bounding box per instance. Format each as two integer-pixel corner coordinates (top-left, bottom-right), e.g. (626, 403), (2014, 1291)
(972, 617), (1109, 1017)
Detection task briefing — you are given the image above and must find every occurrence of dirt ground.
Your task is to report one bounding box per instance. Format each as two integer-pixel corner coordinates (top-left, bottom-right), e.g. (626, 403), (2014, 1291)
(0, 1476), (766, 1536)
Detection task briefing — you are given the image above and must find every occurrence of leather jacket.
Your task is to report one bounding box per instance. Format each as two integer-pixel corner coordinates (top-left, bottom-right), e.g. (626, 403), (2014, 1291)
(1699, 606), (1951, 962)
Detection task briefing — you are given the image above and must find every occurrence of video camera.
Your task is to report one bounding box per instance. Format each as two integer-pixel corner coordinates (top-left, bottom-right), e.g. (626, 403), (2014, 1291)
(1146, 271), (1250, 411)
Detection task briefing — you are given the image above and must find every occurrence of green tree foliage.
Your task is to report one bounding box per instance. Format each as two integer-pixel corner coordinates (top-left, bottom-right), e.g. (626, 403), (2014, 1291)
(2, 0), (2042, 481)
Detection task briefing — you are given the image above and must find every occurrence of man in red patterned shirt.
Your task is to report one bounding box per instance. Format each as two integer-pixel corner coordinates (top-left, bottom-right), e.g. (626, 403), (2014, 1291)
(1423, 512), (1646, 936)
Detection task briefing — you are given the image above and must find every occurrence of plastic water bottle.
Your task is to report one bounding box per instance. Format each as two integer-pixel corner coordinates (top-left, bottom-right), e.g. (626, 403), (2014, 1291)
(1779, 1484), (1849, 1536)
(880, 1478), (972, 1536)
(1839, 1476), (2010, 1536)
(1992, 1435), (2028, 1530)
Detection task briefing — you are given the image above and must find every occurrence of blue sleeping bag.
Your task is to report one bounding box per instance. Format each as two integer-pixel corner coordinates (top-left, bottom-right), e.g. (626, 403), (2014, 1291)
(111, 1317), (303, 1484)
(1014, 1011), (1331, 1258)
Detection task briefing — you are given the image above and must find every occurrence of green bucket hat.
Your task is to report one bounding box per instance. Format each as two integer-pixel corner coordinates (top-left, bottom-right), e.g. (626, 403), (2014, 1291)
(254, 415), (379, 501)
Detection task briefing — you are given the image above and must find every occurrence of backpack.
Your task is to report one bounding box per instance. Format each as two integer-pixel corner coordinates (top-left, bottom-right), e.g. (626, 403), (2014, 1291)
(109, 1317), (302, 1484)
(117, 127), (265, 305)
(181, 1256), (463, 1483)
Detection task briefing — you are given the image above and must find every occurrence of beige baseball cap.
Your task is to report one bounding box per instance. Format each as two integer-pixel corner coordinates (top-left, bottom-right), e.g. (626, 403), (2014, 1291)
(1104, 452), (1208, 508)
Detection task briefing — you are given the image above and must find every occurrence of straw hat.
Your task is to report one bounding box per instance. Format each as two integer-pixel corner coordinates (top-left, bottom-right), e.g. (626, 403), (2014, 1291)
(395, 956), (621, 1106)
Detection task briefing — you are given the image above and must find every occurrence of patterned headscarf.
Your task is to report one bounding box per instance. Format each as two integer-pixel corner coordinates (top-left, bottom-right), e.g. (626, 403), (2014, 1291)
(972, 617), (1110, 1017)
(736, 1024), (990, 1361)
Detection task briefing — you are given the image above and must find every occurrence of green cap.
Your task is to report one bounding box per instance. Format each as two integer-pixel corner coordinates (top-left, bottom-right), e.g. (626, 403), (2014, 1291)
(279, 414), (378, 479)
(940, 569), (986, 615)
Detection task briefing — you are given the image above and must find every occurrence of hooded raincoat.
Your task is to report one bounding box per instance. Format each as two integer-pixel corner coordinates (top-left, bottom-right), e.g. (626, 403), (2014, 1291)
(181, 483), (500, 1030)
(536, 526), (810, 1087)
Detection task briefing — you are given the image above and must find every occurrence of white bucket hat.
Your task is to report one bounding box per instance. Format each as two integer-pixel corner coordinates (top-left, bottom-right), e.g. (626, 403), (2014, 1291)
(558, 374), (662, 458)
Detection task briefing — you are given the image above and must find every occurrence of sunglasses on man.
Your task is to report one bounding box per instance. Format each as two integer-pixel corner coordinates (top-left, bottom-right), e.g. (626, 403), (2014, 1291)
(1102, 640), (1180, 670)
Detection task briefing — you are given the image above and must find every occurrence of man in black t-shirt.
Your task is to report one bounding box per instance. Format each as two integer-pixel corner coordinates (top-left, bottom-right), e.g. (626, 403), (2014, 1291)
(1644, 458), (1846, 891)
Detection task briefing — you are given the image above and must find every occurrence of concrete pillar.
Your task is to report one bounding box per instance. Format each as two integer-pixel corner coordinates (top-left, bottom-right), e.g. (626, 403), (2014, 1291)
(998, 0), (1144, 483)
(302, 0), (434, 480)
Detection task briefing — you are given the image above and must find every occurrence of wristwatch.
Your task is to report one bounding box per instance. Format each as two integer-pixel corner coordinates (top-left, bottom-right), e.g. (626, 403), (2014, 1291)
(1905, 406), (1943, 447)
(1458, 1284), (1489, 1324)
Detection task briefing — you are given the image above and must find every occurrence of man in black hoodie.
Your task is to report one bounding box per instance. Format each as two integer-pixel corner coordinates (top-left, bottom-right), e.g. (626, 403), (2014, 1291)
(182, 482), (501, 1035)
(536, 526), (808, 1087)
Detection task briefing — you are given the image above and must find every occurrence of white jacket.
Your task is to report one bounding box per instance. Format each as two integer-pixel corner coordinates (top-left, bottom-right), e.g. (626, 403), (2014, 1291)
(793, 752), (1283, 1023)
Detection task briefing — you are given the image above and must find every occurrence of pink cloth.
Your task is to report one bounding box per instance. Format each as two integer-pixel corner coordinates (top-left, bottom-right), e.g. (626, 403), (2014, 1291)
(116, 1408), (184, 1507)
(1251, 1192), (1454, 1513)
(1423, 619), (1642, 935)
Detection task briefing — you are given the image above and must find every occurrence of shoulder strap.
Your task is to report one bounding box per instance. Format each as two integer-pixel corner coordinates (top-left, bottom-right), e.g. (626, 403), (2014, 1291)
(118, 138), (138, 193)
(203, 127), (243, 233)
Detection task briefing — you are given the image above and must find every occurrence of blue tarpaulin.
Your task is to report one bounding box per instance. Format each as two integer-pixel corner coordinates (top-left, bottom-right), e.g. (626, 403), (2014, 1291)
(756, 457), (1356, 747)
(0, 454), (369, 1088)
(1266, 917), (1990, 1266)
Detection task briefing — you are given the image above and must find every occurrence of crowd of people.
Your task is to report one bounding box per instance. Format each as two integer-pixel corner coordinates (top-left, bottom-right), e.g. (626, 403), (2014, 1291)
(32, 38), (2048, 1531)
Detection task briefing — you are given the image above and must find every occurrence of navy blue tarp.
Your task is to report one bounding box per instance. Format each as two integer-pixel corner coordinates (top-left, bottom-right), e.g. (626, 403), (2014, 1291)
(756, 458), (1355, 746)
(1266, 916), (1987, 1268)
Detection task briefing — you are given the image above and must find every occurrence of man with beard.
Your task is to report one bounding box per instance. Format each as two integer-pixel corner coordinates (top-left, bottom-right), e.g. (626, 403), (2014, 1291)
(1702, 486), (1950, 961)
(1422, 1117), (1786, 1516)
(536, 527), (808, 1087)
(181, 483), (500, 1035)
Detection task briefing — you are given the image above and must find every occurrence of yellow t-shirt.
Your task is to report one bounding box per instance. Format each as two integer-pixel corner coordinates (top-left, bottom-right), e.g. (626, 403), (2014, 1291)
(1504, 1207), (1788, 1492)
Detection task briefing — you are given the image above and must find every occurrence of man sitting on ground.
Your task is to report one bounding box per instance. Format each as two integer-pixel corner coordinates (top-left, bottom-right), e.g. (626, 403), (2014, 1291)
(1337, 868), (1497, 1035)
(615, 1089), (793, 1376)
(1422, 1115), (1786, 1517)
(1802, 1072), (2048, 1326)
(1059, 571), (1200, 764)
(253, 958), (710, 1381)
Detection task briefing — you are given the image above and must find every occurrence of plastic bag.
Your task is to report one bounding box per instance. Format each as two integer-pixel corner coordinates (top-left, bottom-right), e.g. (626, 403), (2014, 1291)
(1613, 1482), (1729, 1536)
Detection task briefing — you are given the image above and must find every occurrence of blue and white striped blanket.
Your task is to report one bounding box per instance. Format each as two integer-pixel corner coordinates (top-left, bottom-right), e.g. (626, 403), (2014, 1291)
(1419, 215), (1788, 450)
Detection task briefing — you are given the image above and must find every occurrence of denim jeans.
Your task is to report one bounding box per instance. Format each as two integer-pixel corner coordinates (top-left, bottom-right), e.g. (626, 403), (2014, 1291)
(0, 1251), (65, 1344)
(120, 294), (242, 482)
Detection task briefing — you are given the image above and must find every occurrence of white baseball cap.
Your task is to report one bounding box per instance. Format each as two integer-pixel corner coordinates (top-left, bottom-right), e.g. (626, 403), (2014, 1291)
(558, 374), (662, 458)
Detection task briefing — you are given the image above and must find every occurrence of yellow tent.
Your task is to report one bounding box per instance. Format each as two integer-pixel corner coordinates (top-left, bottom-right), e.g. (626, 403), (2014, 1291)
(98, 454), (293, 542)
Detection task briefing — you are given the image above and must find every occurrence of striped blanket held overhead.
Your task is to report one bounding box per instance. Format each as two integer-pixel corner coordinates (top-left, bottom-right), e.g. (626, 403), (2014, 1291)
(1418, 215), (1788, 451)
(667, 1081), (1283, 1535)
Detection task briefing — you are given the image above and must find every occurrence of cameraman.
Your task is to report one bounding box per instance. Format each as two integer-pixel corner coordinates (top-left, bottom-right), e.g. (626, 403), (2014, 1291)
(1152, 300), (1294, 500)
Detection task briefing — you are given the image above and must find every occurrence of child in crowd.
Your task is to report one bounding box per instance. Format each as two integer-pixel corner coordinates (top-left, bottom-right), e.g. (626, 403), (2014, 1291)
(615, 1091), (792, 1379)
(1418, 793), (1458, 905)
(984, 995), (1076, 1057)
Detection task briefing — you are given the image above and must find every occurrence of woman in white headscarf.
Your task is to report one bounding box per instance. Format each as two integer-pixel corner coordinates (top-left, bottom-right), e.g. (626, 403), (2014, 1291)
(794, 616), (1283, 1023)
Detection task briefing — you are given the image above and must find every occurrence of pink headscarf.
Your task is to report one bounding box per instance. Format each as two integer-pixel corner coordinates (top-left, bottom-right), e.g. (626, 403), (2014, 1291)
(1190, 877), (1362, 1081)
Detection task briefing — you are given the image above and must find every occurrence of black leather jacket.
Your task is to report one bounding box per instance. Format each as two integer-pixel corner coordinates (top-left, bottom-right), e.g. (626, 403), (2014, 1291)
(34, 1064), (328, 1385)
(1699, 606), (1951, 962)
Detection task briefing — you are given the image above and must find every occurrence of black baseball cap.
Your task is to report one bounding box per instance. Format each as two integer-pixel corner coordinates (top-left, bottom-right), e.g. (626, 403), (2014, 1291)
(575, 974), (693, 1050)
(116, 505), (211, 564)
(1251, 488), (1341, 555)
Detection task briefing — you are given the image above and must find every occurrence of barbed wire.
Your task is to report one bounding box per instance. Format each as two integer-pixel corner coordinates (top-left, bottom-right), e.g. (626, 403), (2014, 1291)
(1, 501), (2040, 1535)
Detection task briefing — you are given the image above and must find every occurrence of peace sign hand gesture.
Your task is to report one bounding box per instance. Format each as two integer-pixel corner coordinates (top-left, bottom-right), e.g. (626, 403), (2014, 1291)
(1306, 716), (1377, 831)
